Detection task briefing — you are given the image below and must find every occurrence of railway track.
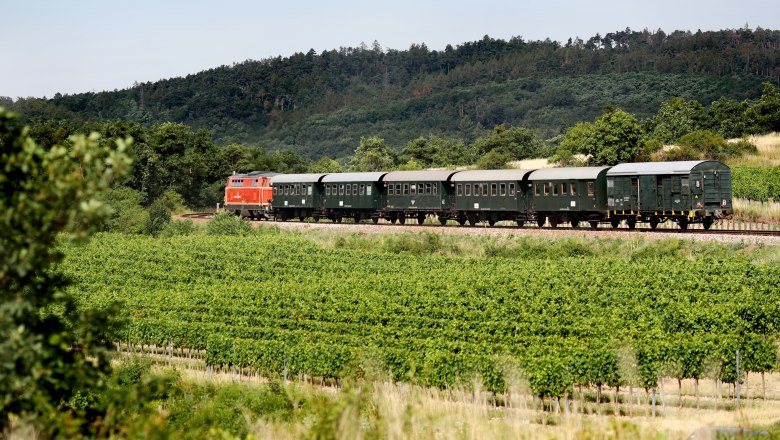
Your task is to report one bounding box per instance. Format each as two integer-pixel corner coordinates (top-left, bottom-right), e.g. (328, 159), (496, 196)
(180, 212), (780, 238)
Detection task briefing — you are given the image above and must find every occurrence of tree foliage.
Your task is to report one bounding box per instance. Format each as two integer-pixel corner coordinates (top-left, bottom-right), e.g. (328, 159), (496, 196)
(0, 108), (132, 433)
(557, 109), (643, 166)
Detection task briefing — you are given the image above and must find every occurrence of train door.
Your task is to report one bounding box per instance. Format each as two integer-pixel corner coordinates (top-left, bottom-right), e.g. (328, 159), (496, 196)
(638, 176), (656, 212)
(703, 171), (721, 208)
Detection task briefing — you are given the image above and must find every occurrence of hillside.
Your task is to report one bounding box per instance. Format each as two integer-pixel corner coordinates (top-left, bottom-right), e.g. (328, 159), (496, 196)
(7, 27), (780, 159)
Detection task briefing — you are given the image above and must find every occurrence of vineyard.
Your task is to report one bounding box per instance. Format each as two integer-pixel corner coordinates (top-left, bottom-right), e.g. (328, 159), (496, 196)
(60, 232), (780, 408)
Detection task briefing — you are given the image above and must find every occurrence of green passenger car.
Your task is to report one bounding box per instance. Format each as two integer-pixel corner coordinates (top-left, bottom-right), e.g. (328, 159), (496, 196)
(528, 167), (610, 228)
(321, 172), (387, 223)
(382, 170), (460, 225)
(271, 173), (327, 221)
(606, 160), (732, 230)
(451, 170), (534, 226)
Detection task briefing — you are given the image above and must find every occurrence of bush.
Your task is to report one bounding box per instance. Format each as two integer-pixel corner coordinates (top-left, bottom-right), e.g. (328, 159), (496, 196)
(145, 199), (172, 236)
(206, 211), (253, 236)
(159, 219), (198, 237)
(101, 187), (148, 234)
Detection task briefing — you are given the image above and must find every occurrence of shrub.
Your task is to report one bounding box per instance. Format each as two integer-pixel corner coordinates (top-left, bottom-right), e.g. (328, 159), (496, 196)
(206, 211), (253, 236)
(145, 199), (172, 237)
(159, 219), (198, 237)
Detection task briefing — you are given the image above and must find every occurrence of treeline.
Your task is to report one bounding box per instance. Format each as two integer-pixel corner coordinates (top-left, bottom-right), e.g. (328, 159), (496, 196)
(5, 27), (780, 157)
(21, 81), (780, 219)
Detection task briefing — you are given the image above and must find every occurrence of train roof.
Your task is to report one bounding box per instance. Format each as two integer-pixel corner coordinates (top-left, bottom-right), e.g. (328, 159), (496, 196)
(229, 171), (280, 178)
(529, 167), (610, 180)
(321, 172), (388, 183)
(271, 173), (327, 183)
(607, 161), (728, 176)
(450, 169), (535, 182)
(381, 170), (460, 182)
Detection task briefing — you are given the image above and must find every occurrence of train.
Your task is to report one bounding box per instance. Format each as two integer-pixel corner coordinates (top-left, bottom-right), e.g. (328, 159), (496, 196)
(224, 160), (733, 230)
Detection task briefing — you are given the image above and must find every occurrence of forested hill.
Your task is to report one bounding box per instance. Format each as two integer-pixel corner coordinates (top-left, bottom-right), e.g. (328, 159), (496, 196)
(7, 27), (780, 159)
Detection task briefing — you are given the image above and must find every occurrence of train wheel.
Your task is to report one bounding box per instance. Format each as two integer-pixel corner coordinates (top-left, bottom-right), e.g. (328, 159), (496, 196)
(417, 214), (426, 225)
(438, 216), (447, 226)
(488, 219), (496, 227)
(570, 218), (579, 228)
(468, 216), (477, 226)
(373, 217), (379, 224)
(354, 215), (361, 224)
(649, 218), (659, 230)
(313, 216), (320, 222)
(457, 218), (466, 226)
(610, 219), (620, 229)
(335, 215), (342, 223)
(549, 216), (559, 228)
(626, 218), (637, 229)
(537, 217), (545, 228)
(678, 218), (688, 230)
(703, 217), (713, 230)
(589, 221), (599, 229)
(299, 216), (305, 222)
(234, 210), (241, 217)
(398, 216), (406, 225)
(516, 220), (525, 227)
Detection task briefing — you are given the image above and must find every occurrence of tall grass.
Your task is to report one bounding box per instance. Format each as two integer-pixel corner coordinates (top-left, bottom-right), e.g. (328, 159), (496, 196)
(733, 198), (780, 222)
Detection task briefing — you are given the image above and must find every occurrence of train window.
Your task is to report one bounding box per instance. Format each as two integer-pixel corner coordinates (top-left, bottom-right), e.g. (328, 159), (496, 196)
(326, 185), (331, 196)
(631, 178), (638, 191)
(682, 177), (690, 188)
(308, 185), (313, 195)
(500, 183), (506, 196)
(346, 185), (351, 196)
(491, 184), (497, 196)
(509, 183), (515, 196)
(607, 179), (614, 188)
(552, 183), (558, 196)
(353, 184), (358, 195)
(570, 183), (576, 195)
(283, 185), (288, 196)
(426, 183), (432, 195)
(410, 184), (416, 195)
(474, 184), (480, 197)
(457, 184), (463, 196)
(587, 182), (595, 196)
(483, 184), (489, 196)
(433, 184), (437, 195)
(273, 186), (277, 195)
(465, 184), (471, 196)
(395, 184), (401, 194)
(251, 179), (258, 187)
(561, 183), (567, 194)
(296, 185), (301, 195)
(339, 184), (345, 195)
(388, 184), (394, 196)
(359, 184), (365, 195)
(367, 186), (372, 196)
(543, 183), (549, 196)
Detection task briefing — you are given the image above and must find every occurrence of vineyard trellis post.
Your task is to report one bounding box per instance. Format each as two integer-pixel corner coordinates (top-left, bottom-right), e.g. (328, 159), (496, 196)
(736, 349), (741, 406)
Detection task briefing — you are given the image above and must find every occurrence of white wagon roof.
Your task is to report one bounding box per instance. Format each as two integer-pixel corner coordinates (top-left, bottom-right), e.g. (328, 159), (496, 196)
(451, 169), (535, 182)
(607, 161), (710, 176)
(529, 167), (610, 180)
(321, 172), (387, 183)
(382, 170), (460, 182)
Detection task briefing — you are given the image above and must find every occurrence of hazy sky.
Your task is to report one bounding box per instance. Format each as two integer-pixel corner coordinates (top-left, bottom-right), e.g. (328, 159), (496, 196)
(2, 0), (777, 99)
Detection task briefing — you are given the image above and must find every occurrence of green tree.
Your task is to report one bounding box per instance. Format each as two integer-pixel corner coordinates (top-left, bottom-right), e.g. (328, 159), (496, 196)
(472, 124), (542, 161)
(0, 108), (132, 433)
(307, 157), (342, 173)
(646, 98), (708, 143)
(349, 136), (396, 171)
(746, 82), (780, 133)
(402, 135), (469, 167)
(557, 109), (644, 166)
